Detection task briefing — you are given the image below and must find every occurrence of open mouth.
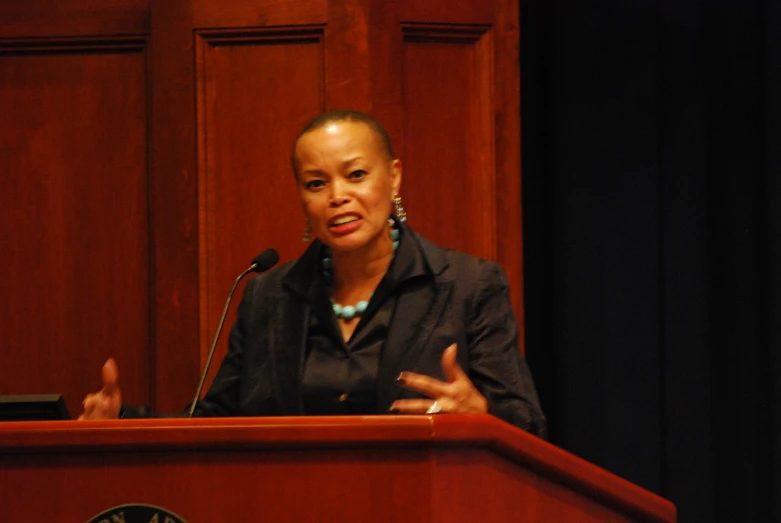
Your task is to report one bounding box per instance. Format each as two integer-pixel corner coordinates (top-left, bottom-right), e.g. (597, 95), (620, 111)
(328, 214), (363, 234)
(329, 215), (361, 227)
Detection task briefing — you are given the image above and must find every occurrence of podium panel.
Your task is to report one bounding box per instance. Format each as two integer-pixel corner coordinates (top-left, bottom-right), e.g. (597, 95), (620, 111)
(0, 415), (676, 522)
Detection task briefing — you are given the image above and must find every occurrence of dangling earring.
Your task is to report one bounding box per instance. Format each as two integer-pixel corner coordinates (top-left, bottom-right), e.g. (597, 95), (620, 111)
(302, 219), (312, 242)
(393, 194), (407, 222)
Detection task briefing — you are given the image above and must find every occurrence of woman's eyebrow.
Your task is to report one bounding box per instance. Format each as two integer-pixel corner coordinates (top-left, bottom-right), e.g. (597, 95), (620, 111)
(341, 156), (365, 168)
(300, 167), (327, 176)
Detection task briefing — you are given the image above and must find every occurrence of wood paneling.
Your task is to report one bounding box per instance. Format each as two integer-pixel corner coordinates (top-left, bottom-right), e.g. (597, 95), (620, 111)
(196, 27), (325, 384)
(0, 39), (150, 416)
(148, 1), (200, 412)
(0, 416), (677, 523)
(490, 0), (525, 340)
(0, 0), (150, 38)
(398, 0), (495, 25)
(401, 25), (496, 260)
(192, 0), (326, 27)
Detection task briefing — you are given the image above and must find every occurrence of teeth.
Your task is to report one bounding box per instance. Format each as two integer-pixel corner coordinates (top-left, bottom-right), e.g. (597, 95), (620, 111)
(332, 216), (358, 226)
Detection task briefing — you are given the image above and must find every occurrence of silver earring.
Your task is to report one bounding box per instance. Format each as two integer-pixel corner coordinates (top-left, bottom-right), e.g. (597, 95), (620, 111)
(394, 195), (407, 222)
(302, 220), (312, 242)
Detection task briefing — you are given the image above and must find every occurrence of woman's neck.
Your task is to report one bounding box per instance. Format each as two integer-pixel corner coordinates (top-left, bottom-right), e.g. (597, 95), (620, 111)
(330, 233), (394, 291)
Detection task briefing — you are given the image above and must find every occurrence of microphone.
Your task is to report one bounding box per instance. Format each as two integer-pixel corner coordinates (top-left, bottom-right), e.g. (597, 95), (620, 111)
(188, 248), (280, 417)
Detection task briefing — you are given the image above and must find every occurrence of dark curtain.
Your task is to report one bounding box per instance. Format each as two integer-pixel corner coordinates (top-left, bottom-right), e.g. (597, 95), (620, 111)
(520, 1), (781, 522)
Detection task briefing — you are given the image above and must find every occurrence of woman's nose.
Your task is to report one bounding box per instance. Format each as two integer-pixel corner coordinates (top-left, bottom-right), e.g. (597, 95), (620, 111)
(328, 180), (350, 206)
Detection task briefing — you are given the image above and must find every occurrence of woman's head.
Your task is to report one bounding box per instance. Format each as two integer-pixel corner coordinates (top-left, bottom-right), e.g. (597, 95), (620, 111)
(293, 111), (401, 253)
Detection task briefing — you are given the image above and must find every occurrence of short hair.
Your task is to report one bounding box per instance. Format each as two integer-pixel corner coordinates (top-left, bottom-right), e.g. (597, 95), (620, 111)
(291, 110), (395, 177)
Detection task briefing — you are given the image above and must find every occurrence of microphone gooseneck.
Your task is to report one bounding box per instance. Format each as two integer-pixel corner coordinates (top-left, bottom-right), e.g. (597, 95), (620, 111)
(187, 248), (279, 417)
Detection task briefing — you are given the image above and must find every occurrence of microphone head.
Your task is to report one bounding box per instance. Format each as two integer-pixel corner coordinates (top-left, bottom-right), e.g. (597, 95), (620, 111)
(251, 248), (280, 273)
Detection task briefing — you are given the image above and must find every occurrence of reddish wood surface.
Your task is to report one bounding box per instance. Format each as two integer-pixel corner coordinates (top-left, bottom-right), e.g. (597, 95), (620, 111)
(0, 35), (152, 416)
(493, 0), (526, 343)
(402, 27), (497, 260)
(148, 0), (201, 413)
(0, 415), (676, 523)
(0, 0), (150, 38)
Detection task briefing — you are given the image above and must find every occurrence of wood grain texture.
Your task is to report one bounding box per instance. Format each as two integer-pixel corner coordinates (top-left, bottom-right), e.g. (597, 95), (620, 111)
(0, 416), (676, 523)
(1, 448), (431, 522)
(0, 40), (151, 417)
(195, 27), (325, 390)
(398, 0), (495, 25)
(193, 0), (326, 28)
(0, 0), (150, 38)
(401, 26), (496, 260)
(149, 0), (201, 413)
(491, 0), (525, 345)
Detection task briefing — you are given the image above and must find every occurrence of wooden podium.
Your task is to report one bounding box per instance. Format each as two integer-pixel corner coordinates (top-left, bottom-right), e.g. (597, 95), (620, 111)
(0, 415), (675, 522)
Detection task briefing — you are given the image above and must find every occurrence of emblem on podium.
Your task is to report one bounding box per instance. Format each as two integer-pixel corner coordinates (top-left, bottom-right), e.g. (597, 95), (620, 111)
(87, 504), (187, 523)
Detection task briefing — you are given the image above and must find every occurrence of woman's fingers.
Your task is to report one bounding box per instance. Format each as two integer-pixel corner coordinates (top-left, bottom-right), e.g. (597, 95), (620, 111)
(396, 371), (448, 398)
(80, 393), (101, 420)
(395, 344), (488, 414)
(101, 357), (119, 395)
(78, 358), (122, 420)
(440, 343), (469, 383)
(390, 398), (448, 414)
(81, 393), (97, 417)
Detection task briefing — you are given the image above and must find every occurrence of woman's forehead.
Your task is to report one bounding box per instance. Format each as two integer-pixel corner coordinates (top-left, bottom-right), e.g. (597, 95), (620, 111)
(297, 121), (383, 157)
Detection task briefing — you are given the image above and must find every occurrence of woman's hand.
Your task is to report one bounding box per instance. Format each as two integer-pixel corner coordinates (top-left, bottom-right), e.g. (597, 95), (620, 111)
(78, 358), (122, 420)
(391, 344), (488, 414)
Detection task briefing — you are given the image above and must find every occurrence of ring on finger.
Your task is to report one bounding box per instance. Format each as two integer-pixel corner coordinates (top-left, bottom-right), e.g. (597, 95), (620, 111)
(426, 400), (442, 414)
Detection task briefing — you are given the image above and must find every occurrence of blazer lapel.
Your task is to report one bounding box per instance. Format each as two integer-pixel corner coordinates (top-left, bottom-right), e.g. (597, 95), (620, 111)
(376, 228), (453, 411)
(269, 292), (309, 414)
(377, 277), (454, 410)
(271, 241), (320, 415)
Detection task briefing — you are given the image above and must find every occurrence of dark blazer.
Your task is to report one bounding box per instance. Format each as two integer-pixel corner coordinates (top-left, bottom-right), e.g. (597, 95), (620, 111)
(188, 226), (547, 438)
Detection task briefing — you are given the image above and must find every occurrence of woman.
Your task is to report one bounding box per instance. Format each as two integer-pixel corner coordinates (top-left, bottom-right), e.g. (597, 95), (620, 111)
(80, 110), (546, 438)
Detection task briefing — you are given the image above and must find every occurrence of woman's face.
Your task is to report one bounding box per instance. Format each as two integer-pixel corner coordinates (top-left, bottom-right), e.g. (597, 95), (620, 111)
(294, 121), (401, 252)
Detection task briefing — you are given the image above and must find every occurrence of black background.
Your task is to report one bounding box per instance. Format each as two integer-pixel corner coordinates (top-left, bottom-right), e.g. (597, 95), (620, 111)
(520, 1), (781, 521)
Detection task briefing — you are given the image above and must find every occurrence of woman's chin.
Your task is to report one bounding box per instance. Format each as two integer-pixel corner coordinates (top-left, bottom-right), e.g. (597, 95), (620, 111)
(326, 237), (366, 253)
(324, 230), (383, 254)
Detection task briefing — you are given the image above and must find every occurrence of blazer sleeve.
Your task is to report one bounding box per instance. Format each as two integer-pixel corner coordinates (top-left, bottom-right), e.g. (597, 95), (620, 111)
(190, 275), (263, 416)
(465, 261), (548, 438)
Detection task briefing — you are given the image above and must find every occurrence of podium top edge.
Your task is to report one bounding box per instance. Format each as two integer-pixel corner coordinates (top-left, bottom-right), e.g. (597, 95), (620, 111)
(0, 414), (675, 523)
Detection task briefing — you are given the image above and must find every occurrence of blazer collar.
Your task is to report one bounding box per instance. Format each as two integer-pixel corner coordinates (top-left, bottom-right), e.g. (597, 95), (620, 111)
(280, 216), (449, 296)
(399, 221), (448, 277)
(281, 239), (322, 302)
(275, 218), (453, 414)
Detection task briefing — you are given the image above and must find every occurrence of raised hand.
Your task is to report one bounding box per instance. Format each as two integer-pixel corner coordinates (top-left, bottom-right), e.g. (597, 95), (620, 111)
(78, 358), (122, 420)
(391, 344), (488, 415)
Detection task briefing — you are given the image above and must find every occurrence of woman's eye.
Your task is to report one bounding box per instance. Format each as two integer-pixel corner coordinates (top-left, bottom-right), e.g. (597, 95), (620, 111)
(349, 169), (368, 179)
(305, 179), (325, 190)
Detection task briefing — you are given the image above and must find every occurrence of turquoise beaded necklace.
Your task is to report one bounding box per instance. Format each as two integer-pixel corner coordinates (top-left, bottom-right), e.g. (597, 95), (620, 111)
(322, 218), (400, 321)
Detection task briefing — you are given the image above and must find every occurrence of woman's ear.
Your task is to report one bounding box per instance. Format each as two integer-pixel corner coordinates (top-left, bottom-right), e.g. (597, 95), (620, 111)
(390, 159), (402, 196)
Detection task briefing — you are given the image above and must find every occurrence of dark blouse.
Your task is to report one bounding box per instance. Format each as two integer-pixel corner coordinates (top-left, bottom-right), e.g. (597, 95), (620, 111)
(302, 227), (427, 415)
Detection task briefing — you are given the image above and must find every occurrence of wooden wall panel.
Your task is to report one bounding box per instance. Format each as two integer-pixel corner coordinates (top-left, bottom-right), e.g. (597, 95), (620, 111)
(0, 0), (150, 38)
(397, 0), (525, 333)
(0, 40), (151, 416)
(192, 0), (326, 27)
(148, 1), (201, 412)
(196, 28), (325, 382)
(401, 27), (496, 260)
